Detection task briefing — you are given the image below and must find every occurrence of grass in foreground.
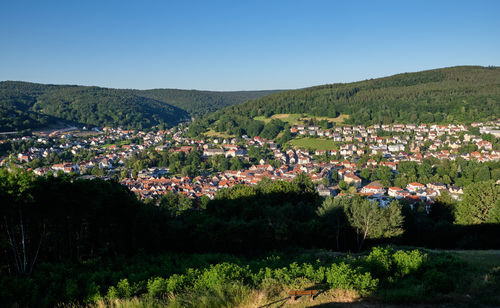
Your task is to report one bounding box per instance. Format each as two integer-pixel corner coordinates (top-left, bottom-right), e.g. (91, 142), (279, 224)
(4, 248), (499, 307)
(89, 248), (500, 308)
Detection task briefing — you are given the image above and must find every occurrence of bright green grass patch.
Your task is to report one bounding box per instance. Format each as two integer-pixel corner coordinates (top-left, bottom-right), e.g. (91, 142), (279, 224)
(290, 138), (339, 151)
(204, 128), (235, 139)
(254, 113), (348, 125)
(254, 114), (300, 124)
(102, 140), (132, 148)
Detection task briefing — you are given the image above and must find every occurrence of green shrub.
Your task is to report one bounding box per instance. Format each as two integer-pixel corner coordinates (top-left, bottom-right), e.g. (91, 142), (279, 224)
(326, 262), (378, 295)
(393, 249), (427, 277)
(353, 272), (379, 295)
(270, 267), (293, 284)
(361, 247), (394, 278)
(365, 246), (394, 277)
(106, 286), (119, 300)
(117, 278), (133, 298)
(84, 281), (102, 304)
(147, 277), (168, 299)
(302, 263), (326, 282)
(166, 274), (188, 294)
(193, 263), (251, 291)
(107, 278), (133, 299)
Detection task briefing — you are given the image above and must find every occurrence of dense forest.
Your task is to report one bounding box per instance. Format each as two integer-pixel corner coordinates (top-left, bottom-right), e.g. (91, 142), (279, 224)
(134, 88), (281, 118)
(1, 169), (499, 306)
(0, 81), (279, 132)
(190, 66), (500, 137)
(0, 82), (188, 131)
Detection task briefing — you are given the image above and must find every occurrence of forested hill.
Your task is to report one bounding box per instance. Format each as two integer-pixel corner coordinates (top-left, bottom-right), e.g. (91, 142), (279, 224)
(0, 81), (280, 132)
(133, 88), (281, 118)
(0, 82), (190, 131)
(194, 66), (500, 136)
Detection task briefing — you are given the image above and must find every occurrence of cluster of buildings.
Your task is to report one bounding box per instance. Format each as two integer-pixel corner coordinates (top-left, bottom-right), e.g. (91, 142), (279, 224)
(2, 118), (499, 207)
(3, 127), (175, 175)
(120, 162), (333, 199)
(291, 123), (468, 140)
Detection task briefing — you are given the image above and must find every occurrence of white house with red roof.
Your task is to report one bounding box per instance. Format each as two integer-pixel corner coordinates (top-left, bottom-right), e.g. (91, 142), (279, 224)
(361, 184), (386, 195)
(477, 140), (493, 150)
(406, 182), (425, 192)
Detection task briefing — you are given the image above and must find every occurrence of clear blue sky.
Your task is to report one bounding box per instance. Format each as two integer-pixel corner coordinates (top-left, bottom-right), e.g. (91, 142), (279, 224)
(1, 0), (499, 90)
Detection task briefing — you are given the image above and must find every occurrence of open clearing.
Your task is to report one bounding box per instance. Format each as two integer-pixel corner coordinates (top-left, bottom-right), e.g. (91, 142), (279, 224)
(254, 113), (349, 125)
(204, 128), (235, 139)
(290, 137), (339, 151)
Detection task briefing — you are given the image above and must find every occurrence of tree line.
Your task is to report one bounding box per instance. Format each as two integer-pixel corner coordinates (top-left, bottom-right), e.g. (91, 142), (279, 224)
(0, 81), (280, 132)
(2, 168), (499, 275)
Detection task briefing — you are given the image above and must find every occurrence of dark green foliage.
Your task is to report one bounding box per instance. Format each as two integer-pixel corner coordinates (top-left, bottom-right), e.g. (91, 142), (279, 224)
(201, 174), (320, 251)
(325, 262), (377, 295)
(345, 196), (404, 250)
(1, 169), (500, 306)
(0, 81), (280, 131)
(0, 169), (143, 266)
(33, 86), (188, 129)
(316, 196), (349, 250)
(455, 181), (500, 224)
(394, 158), (499, 187)
(247, 144), (273, 163)
(276, 127), (292, 146)
(0, 81), (188, 131)
(260, 119), (285, 139)
(363, 247), (427, 278)
(364, 248), (468, 304)
(159, 191), (193, 216)
(1, 246), (479, 307)
(134, 88), (281, 118)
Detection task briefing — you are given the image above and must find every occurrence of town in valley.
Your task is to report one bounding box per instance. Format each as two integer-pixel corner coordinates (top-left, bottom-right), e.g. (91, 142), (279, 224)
(3, 117), (499, 210)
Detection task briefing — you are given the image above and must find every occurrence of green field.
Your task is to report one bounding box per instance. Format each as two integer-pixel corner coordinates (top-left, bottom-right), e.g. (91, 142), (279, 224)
(254, 113), (349, 125)
(102, 139), (131, 148)
(290, 137), (339, 150)
(204, 128), (235, 139)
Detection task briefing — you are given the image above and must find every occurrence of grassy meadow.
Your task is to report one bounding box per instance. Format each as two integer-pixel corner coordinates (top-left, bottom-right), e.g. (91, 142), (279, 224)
(254, 113), (349, 125)
(289, 137), (340, 151)
(204, 128), (236, 139)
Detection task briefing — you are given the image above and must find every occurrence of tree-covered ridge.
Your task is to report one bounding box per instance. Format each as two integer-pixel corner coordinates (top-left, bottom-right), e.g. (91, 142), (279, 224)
(0, 81), (280, 131)
(0, 82), (61, 131)
(201, 66), (500, 132)
(34, 86), (189, 130)
(0, 81), (189, 131)
(134, 88), (281, 118)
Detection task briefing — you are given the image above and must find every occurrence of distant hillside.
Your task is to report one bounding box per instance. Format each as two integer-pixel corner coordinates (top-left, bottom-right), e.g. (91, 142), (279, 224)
(134, 89), (281, 118)
(0, 82), (279, 132)
(192, 66), (500, 137)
